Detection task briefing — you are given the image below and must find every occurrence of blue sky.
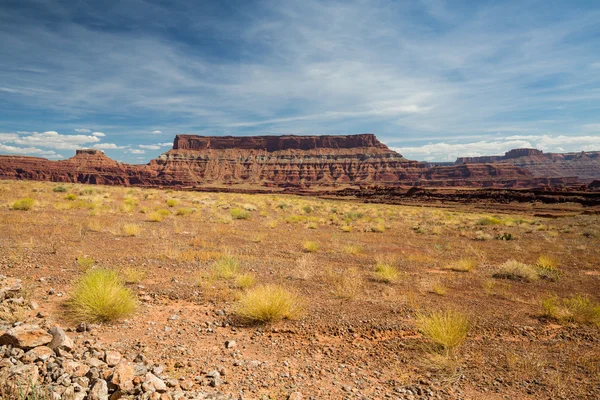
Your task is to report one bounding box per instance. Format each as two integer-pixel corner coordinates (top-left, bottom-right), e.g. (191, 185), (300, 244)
(1, 0), (599, 163)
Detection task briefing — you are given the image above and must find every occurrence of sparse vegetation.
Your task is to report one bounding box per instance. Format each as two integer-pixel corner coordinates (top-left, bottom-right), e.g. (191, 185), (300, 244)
(11, 198), (34, 211)
(493, 260), (539, 282)
(76, 256), (95, 270)
(236, 285), (303, 323)
(121, 224), (141, 237)
(302, 241), (320, 253)
(166, 199), (178, 207)
(66, 268), (136, 323)
(65, 193), (77, 201)
(53, 185), (67, 192)
(536, 255), (562, 281)
(372, 261), (399, 283)
(541, 294), (600, 326)
(445, 258), (477, 272)
(416, 309), (469, 353)
(230, 208), (250, 220)
(120, 267), (146, 284)
(210, 255), (241, 280)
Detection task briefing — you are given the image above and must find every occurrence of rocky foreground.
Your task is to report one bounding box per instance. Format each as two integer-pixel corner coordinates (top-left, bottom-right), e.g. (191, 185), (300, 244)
(0, 134), (591, 190)
(0, 275), (237, 400)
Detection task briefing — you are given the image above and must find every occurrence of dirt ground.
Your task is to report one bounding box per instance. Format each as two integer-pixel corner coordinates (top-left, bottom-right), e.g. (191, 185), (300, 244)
(1, 180), (599, 399)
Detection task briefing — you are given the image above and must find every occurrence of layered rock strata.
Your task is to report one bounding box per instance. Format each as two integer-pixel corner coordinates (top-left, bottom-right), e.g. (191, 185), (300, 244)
(0, 134), (587, 189)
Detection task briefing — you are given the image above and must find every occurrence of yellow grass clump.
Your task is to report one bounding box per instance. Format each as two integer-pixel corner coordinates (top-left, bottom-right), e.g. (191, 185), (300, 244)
(166, 199), (178, 207)
(536, 255), (562, 281)
(416, 309), (469, 353)
(236, 285), (303, 323)
(121, 267), (146, 284)
(493, 260), (538, 282)
(445, 258), (477, 272)
(372, 262), (400, 283)
(542, 294), (600, 326)
(210, 255), (241, 280)
(66, 269), (136, 323)
(122, 224), (141, 237)
(230, 208), (250, 220)
(11, 198), (34, 211)
(302, 241), (320, 253)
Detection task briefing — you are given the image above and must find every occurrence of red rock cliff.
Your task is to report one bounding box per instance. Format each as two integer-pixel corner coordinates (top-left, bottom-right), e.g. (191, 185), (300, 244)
(0, 134), (581, 189)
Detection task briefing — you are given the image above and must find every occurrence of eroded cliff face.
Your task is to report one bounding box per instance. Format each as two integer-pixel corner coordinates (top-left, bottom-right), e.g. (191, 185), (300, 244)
(0, 135), (585, 189)
(456, 149), (600, 182)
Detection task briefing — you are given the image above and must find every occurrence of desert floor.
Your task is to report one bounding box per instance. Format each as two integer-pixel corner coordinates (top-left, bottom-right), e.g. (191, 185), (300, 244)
(1, 180), (599, 399)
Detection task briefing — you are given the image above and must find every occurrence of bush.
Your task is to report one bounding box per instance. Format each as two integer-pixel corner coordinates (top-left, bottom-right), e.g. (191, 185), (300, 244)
(166, 199), (178, 207)
(302, 241), (319, 253)
(416, 309), (469, 353)
(326, 267), (362, 300)
(230, 208), (250, 220)
(234, 273), (256, 289)
(11, 198), (34, 211)
(66, 269), (136, 323)
(65, 194), (77, 201)
(122, 224), (141, 237)
(236, 285), (302, 323)
(370, 224), (386, 233)
(542, 294), (600, 326)
(340, 225), (352, 232)
(53, 185), (67, 192)
(302, 205), (313, 214)
(493, 260), (538, 282)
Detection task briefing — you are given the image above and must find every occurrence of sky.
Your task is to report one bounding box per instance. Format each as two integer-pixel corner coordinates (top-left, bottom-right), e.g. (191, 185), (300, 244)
(1, 0), (599, 163)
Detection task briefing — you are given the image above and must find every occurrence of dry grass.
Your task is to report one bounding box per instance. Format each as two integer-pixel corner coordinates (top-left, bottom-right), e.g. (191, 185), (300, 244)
(372, 261), (400, 283)
(147, 211), (164, 222)
(121, 223), (141, 237)
(236, 285), (303, 323)
(76, 256), (95, 270)
(120, 267), (146, 284)
(416, 309), (469, 353)
(444, 258), (477, 272)
(326, 267), (362, 300)
(66, 268), (136, 323)
(302, 241), (320, 253)
(210, 255), (241, 280)
(493, 260), (539, 282)
(536, 254), (562, 281)
(542, 294), (600, 326)
(230, 208), (250, 220)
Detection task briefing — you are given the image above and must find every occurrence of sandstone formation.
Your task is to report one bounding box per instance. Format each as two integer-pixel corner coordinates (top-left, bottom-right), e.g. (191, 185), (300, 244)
(0, 134), (592, 190)
(456, 148), (600, 183)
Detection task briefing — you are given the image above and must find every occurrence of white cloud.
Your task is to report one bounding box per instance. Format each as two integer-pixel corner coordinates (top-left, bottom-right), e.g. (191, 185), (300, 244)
(152, 130), (163, 134)
(159, 142), (172, 147)
(75, 128), (91, 133)
(129, 149), (145, 154)
(0, 143), (62, 158)
(393, 134), (600, 162)
(12, 131), (100, 150)
(92, 143), (127, 149)
(92, 132), (106, 137)
(139, 144), (161, 150)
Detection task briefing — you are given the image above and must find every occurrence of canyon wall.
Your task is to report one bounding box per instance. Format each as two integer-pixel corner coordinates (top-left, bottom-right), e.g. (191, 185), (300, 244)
(0, 135), (589, 190)
(456, 148), (600, 182)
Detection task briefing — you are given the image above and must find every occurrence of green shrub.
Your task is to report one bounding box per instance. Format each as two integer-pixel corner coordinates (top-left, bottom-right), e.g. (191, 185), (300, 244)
(53, 185), (67, 192)
(236, 285), (303, 323)
(230, 208), (250, 220)
(65, 194), (77, 201)
(66, 269), (136, 323)
(11, 198), (34, 211)
(302, 205), (313, 214)
(416, 309), (469, 353)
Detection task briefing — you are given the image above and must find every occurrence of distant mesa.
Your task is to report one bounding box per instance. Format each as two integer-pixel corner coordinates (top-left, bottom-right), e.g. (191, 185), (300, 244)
(0, 134), (597, 189)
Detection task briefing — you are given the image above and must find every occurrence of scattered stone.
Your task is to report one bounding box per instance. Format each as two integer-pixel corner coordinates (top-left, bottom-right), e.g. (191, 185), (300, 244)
(143, 372), (168, 393)
(225, 340), (236, 349)
(288, 393), (303, 400)
(48, 326), (74, 351)
(112, 360), (136, 391)
(0, 324), (53, 348)
(89, 379), (109, 400)
(105, 350), (122, 367)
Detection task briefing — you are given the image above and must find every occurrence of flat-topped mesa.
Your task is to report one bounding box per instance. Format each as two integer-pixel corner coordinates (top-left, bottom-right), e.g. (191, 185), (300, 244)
(504, 148), (543, 158)
(76, 149), (105, 156)
(172, 133), (388, 152)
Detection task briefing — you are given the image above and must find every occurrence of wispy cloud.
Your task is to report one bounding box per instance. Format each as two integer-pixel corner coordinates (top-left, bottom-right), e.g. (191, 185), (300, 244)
(0, 0), (599, 162)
